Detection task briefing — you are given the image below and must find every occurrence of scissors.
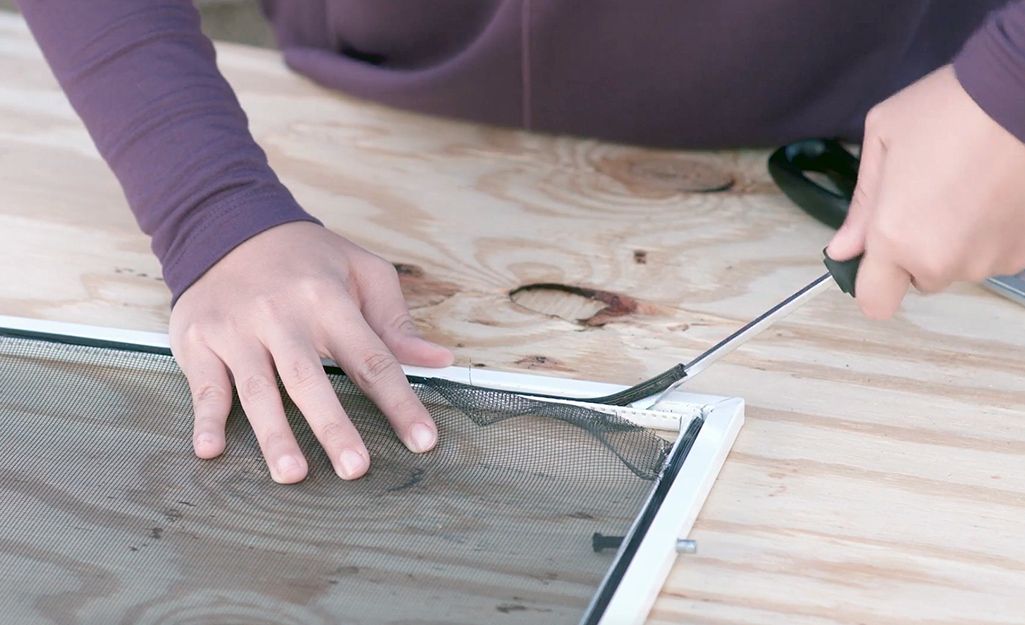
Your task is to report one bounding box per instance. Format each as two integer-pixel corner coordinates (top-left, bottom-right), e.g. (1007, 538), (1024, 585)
(767, 138), (860, 230)
(767, 137), (1025, 307)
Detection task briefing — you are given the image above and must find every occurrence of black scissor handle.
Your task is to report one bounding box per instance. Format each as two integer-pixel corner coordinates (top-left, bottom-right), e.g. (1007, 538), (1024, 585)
(768, 138), (864, 297)
(767, 138), (859, 230)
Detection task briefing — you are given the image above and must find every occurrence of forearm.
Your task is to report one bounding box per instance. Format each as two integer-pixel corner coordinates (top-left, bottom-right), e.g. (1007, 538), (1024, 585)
(953, 1), (1025, 144)
(17, 0), (318, 304)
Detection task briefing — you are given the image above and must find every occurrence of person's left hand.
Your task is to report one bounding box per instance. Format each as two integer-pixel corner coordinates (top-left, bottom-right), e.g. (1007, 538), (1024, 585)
(826, 64), (1025, 319)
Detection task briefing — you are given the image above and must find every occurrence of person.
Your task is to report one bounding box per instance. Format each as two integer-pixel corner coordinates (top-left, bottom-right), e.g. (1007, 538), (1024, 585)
(15, 1), (1025, 484)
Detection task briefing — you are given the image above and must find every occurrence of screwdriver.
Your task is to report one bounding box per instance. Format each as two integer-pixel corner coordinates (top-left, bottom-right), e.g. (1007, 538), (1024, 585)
(626, 249), (862, 411)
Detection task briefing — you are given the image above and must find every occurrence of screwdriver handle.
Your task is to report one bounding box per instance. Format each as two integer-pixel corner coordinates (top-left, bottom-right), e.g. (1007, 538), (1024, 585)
(823, 248), (861, 297)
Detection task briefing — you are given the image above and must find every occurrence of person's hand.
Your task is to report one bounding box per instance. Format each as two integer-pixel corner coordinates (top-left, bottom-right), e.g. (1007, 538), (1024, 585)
(826, 64), (1025, 319)
(168, 221), (454, 484)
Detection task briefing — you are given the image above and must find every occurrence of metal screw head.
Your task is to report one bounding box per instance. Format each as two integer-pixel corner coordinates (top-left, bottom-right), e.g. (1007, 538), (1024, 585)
(676, 539), (697, 554)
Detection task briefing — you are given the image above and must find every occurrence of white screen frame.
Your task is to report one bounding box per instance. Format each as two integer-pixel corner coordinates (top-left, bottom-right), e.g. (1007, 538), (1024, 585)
(0, 314), (743, 625)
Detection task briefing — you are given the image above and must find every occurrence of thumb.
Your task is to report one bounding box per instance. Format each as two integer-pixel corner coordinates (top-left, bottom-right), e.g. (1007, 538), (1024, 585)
(827, 135), (886, 261)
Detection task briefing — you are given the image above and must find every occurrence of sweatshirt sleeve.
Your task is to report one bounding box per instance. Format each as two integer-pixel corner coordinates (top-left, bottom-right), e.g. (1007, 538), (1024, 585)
(15, 0), (321, 305)
(953, 1), (1025, 144)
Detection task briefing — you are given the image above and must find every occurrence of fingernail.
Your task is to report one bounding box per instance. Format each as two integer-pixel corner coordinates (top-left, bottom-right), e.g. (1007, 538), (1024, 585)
(410, 423), (436, 453)
(277, 455), (302, 478)
(195, 433), (216, 447)
(339, 449), (368, 479)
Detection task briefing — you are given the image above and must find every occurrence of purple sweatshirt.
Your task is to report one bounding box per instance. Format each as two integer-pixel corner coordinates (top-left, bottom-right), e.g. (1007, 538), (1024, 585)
(14, 1), (1025, 304)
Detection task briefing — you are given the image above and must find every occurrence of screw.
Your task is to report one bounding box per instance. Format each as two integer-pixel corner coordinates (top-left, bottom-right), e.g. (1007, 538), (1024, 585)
(676, 539), (697, 554)
(592, 532), (624, 553)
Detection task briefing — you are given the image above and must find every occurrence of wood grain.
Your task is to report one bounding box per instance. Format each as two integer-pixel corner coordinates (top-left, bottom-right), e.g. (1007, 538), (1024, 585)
(3, 11), (1025, 624)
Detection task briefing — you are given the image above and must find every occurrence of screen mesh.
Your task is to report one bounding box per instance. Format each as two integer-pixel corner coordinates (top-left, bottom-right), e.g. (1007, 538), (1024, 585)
(0, 334), (680, 624)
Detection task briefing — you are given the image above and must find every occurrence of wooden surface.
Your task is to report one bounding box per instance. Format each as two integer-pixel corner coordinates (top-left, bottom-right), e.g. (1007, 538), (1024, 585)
(3, 12), (1025, 624)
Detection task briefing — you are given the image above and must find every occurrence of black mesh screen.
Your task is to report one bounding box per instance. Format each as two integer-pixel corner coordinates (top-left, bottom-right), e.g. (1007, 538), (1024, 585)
(0, 334), (679, 624)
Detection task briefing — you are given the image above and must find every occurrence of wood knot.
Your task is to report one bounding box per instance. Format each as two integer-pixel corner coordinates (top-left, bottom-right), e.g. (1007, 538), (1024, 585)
(596, 154), (735, 196)
(509, 283), (651, 326)
(393, 263), (460, 309)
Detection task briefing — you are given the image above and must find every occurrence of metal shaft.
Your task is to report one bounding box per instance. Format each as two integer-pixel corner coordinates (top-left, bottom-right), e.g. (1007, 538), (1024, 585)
(631, 272), (834, 410)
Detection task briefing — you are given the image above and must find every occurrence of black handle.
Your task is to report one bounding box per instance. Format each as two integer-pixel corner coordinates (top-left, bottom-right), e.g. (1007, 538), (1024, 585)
(823, 249), (861, 297)
(768, 138), (863, 298)
(767, 139), (860, 230)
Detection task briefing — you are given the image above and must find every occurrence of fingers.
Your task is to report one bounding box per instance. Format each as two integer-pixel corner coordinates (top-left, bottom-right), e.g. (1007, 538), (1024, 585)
(175, 332), (310, 483)
(325, 302), (438, 455)
(228, 348), (309, 484)
(168, 225), (452, 486)
(173, 303), (438, 485)
(357, 261), (454, 368)
(853, 247), (913, 320)
(827, 118), (914, 318)
(827, 134), (886, 261)
(269, 340), (370, 480)
(175, 344), (233, 460)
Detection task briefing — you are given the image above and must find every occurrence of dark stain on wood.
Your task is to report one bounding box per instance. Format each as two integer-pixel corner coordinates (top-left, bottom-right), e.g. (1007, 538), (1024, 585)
(394, 263), (424, 278)
(633, 250), (647, 264)
(113, 266), (164, 282)
(392, 263), (460, 310)
(386, 468), (425, 493)
(495, 602), (553, 614)
(496, 604), (527, 614)
(596, 154), (735, 196)
(513, 355), (574, 373)
(510, 283), (648, 326)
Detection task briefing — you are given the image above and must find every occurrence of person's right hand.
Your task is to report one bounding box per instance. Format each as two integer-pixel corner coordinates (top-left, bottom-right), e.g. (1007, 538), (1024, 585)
(826, 65), (1025, 318)
(168, 221), (454, 484)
